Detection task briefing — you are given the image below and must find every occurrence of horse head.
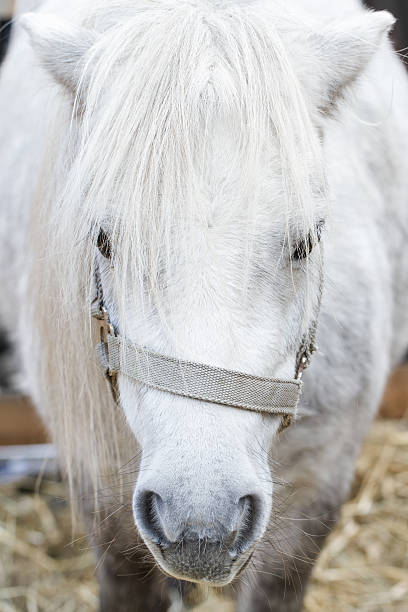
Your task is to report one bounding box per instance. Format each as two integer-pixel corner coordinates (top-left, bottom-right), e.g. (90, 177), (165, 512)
(22, 1), (393, 585)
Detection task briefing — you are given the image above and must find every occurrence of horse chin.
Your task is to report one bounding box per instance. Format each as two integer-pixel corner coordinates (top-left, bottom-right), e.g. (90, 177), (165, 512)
(141, 536), (253, 587)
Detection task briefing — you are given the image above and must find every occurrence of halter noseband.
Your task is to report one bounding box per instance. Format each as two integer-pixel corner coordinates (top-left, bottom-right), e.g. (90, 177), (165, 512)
(91, 263), (319, 432)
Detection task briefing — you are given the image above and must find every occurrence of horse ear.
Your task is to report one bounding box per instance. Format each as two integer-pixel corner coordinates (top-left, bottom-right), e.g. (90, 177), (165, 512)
(20, 13), (96, 93)
(304, 10), (396, 114)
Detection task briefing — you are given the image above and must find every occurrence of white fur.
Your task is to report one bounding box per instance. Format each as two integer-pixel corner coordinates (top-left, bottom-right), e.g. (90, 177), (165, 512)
(1, 0), (407, 593)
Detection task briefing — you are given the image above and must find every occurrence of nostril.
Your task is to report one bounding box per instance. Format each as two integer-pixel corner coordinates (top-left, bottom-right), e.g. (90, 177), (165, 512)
(230, 495), (257, 556)
(134, 489), (265, 560)
(134, 491), (168, 547)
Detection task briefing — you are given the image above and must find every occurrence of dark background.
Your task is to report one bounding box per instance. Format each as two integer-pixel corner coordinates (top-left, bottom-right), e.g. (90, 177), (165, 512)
(367, 0), (408, 49)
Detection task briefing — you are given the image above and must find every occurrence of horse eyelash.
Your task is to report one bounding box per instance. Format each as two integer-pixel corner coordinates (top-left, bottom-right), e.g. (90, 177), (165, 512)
(292, 220), (325, 261)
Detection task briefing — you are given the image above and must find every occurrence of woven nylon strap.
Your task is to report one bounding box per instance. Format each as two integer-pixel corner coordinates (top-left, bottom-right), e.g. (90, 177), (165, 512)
(97, 334), (302, 417)
(92, 259), (322, 429)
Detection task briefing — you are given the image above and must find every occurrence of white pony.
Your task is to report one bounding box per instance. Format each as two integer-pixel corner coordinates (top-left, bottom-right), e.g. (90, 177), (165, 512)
(1, 0), (407, 610)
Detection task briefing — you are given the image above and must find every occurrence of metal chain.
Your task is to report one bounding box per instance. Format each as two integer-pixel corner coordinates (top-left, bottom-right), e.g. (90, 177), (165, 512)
(295, 270), (324, 380)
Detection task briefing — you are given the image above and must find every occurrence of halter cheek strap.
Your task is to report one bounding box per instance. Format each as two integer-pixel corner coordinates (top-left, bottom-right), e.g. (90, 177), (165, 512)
(92, 264), (320, 432)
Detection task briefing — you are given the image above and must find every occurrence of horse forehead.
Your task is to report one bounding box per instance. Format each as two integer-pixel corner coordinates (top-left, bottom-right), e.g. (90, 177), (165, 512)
(185, 123), (281, 218)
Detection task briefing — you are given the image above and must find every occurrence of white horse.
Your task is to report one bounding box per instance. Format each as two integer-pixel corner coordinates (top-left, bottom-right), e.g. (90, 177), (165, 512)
(1, 0), (407, 610)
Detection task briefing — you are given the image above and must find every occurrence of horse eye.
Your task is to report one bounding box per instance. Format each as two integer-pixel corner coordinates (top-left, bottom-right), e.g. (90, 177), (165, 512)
(97, 228), (112, 259)
(292, 220), (324, 262)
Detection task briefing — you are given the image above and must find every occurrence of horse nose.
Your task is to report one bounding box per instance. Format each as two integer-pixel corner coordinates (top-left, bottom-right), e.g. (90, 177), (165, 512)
(134, 489), (260, 558)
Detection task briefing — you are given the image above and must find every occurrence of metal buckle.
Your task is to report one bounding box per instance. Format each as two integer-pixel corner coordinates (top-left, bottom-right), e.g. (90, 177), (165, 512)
(92, 304), (115, 344)
(91, 303), (119, 402)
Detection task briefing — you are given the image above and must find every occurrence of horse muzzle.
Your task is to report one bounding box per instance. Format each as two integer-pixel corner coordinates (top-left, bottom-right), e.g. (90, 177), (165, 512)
(133, 488), (266, 584)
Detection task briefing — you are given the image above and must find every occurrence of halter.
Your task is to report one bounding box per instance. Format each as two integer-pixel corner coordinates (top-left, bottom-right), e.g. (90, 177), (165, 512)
(91, 262), (320, 432)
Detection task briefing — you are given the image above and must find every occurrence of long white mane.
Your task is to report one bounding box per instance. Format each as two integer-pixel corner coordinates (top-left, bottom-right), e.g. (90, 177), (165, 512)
(30, 0), (324, 500)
